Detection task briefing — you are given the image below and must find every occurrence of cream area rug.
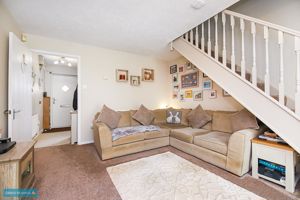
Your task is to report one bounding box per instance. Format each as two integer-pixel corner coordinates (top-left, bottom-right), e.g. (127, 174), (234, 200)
(107, 152), (265, 200)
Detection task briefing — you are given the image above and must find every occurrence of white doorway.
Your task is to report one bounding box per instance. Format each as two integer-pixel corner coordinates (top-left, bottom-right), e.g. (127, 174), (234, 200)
(33, 52), (79, 148)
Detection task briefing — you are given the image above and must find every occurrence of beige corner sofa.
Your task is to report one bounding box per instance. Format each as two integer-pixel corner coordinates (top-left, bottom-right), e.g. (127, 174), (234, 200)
(93, 108), (263, 176)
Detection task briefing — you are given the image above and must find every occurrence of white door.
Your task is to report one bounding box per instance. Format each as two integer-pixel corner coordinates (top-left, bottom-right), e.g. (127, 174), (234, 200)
(51, 74), (77, 128)
(8, 32), (32, 142)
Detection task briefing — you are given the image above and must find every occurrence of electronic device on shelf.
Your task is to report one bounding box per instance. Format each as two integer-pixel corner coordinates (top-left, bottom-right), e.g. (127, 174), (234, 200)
(0, 138), (16, 154)
(258, 159), (286, 183)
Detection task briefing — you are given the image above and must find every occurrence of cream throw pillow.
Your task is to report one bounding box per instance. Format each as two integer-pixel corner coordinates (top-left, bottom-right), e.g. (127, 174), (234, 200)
(187, 105), (212, 128)
(230, 109), (259, 132)
(132, 105), (155, 125)
(97, 105), (121, 129)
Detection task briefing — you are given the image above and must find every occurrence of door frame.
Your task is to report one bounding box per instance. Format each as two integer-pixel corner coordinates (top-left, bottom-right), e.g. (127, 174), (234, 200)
(31, 49), (83, 144)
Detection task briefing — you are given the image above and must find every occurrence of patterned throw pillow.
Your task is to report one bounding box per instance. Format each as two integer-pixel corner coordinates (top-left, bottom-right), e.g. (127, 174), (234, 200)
(166, 110), (182, 124)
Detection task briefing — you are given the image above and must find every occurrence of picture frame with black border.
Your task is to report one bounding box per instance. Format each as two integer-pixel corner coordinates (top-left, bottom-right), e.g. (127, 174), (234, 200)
(170, 65), (177, 74)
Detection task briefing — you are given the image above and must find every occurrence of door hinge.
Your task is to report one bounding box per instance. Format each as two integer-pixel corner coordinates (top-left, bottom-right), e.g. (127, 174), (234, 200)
(4, 110), (11, 115)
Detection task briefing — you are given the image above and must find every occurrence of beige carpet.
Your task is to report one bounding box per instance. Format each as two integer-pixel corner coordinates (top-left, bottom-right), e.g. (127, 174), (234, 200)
(35, 131), (71, 148)
(107, 152), (265, 200)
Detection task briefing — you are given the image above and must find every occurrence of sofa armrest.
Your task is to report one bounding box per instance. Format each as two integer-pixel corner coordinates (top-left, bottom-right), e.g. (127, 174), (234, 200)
(226, 129), (260, 176)
(93, 121), (112, 153)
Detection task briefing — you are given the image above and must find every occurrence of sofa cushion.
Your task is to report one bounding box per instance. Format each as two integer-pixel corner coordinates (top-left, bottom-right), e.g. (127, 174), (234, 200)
(157, 123), (188, 129)
(212, 111), (236, 133)
(187, 105), (212, 128)
(176, 108), (192, 126)
(112, 132), (145, 146)
(132, 105), (155, 125)
(194, 131), (231, 155)
(97, 105), (121, 129)
(117, 111), (131, 128)
(170, 127), (210, 144)
(230, 109), (259, 132)
(153, 109), (168, 124)
(144, 129), (169, 139)
(130, 110), (141, 126)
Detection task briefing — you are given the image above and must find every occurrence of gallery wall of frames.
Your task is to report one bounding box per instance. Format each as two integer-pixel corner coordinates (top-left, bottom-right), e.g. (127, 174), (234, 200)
(169, 59), (243, 111)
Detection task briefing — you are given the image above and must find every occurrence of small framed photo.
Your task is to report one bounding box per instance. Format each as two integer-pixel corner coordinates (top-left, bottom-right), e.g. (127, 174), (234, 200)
(170, 65), (177, 74)
(179, 66), (185, 73)
(116, 69), (128, 82)
(223, 90), (231, 97)
(172, 92), (178, 99)
(185, 90), (193, 99)
(185, 62), (192, 70)
(142, 68), (154, 81)
(203, 73), (208, 78)
(203, 80), (212, 90)
(179, 92), (185, 101)
(173, 85), (179, 91)
(193, 90), (203, 101)
(130, 76), (140, 86)
(172, 73), (178, 84)
(209, 90), (217, 99)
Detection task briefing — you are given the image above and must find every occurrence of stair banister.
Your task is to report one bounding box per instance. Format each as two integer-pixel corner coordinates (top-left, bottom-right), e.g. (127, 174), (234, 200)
(230, 15), (235, 72)
(214, 15), (219, 60)
(264, 26), (270, 96)
(201, 23), (205, 51)
(278, 31), (285, 105)
(240, 18), (246, 79)
(251, 22), (257, 87)
(295, 37), (300, 115)
(222, 12), (227, 66)
(208, 19), (212, 56)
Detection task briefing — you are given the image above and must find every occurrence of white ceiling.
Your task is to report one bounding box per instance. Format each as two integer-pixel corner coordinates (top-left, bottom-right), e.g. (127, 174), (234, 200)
(2, 0), (238, 60)
(43, 54), (78, 68)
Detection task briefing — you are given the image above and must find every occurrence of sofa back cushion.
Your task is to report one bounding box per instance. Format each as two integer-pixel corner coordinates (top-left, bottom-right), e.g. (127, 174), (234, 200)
(153, 109), (167, 124)
(202, 110), (213, 130)
(117, 111), (131, 128)
(212, 111), (237, 133)
(176, 108), (192, 126)
(230, 109), (259, 132)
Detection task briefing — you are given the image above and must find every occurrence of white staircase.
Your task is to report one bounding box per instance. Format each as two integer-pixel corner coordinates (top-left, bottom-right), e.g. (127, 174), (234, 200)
(172, 10), (300, 153)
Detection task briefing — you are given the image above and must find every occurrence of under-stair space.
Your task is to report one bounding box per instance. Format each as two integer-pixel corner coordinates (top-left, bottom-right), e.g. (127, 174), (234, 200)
(172, 10), (300, 153)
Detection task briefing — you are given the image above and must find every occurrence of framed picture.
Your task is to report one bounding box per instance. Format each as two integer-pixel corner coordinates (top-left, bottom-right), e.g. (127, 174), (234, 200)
(170, 65), (177, 74)
(223, 90), (231, 97)
(172, 92), (178, 99)
(192, 65), (198, 71)
(181, 71), (199, 89)
(130, 76), (140, 86)
(179, 92), (185, 101)
(116, 69), (128, 82)
(185, 62), (192, 70)
(193, 90), (203, 101)
(179, 66), (185, 73)
(203, 73), (208, 78)
(209, 90), (217, 99)
(203, 80), (212, 90)
(185, 90), (193, 98)
(173, 85), (179, 91)
(142, 68), (154, 81)
(172, 73), (178, 84)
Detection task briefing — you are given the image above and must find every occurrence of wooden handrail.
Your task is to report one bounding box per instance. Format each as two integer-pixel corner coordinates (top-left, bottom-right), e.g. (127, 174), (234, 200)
(224, 10), (300, 37)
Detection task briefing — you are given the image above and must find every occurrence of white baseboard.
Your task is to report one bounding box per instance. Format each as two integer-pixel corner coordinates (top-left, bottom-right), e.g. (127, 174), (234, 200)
(78, 140), (94, 145)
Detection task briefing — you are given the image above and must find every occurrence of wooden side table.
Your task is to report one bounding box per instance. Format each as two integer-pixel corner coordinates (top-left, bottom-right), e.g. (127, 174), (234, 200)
(0, 141), (35, 198)
(252, 138), (300, 193)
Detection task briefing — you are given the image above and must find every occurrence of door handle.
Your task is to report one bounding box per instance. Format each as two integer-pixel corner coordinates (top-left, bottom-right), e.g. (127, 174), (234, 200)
(13, 109), (21, 120)
(60, 105), (71, 108)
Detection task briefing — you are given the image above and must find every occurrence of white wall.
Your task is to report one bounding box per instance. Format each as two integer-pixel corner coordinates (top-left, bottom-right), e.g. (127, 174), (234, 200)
(169, 57), (243, 111)
(26, 34), (171, 143)
(0, 2), (21, 138)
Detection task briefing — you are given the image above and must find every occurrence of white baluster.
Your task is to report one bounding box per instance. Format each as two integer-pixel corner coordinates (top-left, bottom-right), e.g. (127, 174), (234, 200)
(251, 22), (257, 86)
(214, 15), (219, 60)
(190, 29), (194, 44)
(240, 18), (246, 79)
(278, 31), (285, 105)
(230, 15), (235, 72)
(201, 23), (205, 51)
(208, 19), (211, 56)
(222, 12), (227, 66)
(295, 37), (300, 115)
(264, 26), (270, 95)
(195, 26), (199, 48)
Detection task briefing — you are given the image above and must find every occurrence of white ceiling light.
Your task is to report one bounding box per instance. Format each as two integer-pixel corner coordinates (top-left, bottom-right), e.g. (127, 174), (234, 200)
(67, 63), (72, 67)
(191, 0), (206, 9)
(54, 60), (59, 65)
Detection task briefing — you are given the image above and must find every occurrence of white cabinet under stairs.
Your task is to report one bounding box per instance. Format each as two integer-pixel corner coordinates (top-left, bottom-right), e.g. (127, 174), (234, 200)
(172, 10), (300, 153)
